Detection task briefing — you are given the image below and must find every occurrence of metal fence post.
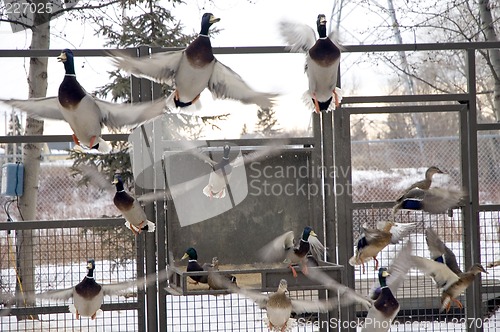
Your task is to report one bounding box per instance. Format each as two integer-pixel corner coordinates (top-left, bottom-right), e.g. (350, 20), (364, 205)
(463, 48), (483, 332)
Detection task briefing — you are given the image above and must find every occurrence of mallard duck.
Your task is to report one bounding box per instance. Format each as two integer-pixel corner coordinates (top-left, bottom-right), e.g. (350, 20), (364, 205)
(0, 49), (166, 153)
(207, 257), (238, 291)
(259, 226), (326, 277)
(279, 14), (342, 113)
(362, 242), (413, 332)
(395, 166), (444, 200)
(226, 279), (335, 331)
(181, 247), (211, 285)
(35, 259), (166, 319)
(113, 174), (155, 235)
(189, 141), (286, 199)
(349, 221), (416, 274)
(393, 187), (466, 215)
(201, 143), (234, 199)
(110, 13), (277, 111)
(413, 227), (488, 312)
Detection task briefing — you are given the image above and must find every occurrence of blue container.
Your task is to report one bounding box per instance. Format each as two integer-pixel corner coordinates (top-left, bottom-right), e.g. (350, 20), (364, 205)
(1, 163), (24, 197)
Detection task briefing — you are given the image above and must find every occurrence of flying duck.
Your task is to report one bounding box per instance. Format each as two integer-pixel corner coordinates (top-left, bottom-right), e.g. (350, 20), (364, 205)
(113, 174), (155, 235)
(181, 247), (211, 285)
(363, 242), (413, 332)
(0, 49), (166, 153)
(393, 187), (466, 215)
(226, 279), (336, 331)
(259, 226), (326, 277)
(279, 14), (342, 113)
(188, 141), (286, 199)
(349, 221), (416, 274)
(412, 230), (488, 312)
(110, 13), (277, 111)
(395, 166), (444, 201)
(393, 166), (466, 215)
(35, 259), (166, 319)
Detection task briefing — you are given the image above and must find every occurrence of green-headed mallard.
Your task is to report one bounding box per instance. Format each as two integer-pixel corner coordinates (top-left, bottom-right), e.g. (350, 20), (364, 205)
(349, 221), (416, 274)
(412, 231), (488, 312)
(207, 257), (238, 291)
(181, 247), (211, 285)
(279, 14), (342, 113)
(259, 226), (325, 278)
(113, 174), (155, 235)
(0, 49), (166, 153)
(228, 279), (335, 331)
(363, 241), (413, 332)
(35, 259), (166, 319)
(110, 13), (277, 111)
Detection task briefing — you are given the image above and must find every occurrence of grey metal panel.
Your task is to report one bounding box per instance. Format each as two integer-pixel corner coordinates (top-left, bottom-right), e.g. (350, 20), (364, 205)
(164, 149), (313, 264)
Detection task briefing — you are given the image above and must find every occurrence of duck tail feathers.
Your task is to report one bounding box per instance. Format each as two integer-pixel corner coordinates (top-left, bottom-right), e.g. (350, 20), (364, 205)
(348, 256), (359, 266)
(125, 220), (156, 233)
(301, 88), (342, 113)
(96, 138), (112, 154)
(202, 185), (226, 198)
(143, 220), (156, 232)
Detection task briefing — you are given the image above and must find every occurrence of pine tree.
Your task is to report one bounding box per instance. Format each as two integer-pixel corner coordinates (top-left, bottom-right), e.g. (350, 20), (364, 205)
(256, 107), (281, 136)
(72, 1), (210, 186)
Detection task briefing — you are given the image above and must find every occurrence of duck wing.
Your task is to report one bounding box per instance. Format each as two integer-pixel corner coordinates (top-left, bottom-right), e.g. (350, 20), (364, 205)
(420, 187), (466, 214)
(36, 287), (75, 300)
(137, 176), (207, 202)
(278, 20), (317, 52)
(306, 267), (372, 310)
(0, 97), (64, 120)
(411, 256), (460, 290)
(208, 60), (277, 109)
(369, 241), (413, 298)
(387, 222), (417, 244)
(290, 297), (336, 314)
(425, 228), (462, 275)
(258, 231), (295, 262)
(109, 50), (184, 85)
(101, 267), (172, 296)
(308, 235), (327, 261)
(96, 96), (166, 129)
(230, 140), (288, 168)
(234, 287), (269, 309)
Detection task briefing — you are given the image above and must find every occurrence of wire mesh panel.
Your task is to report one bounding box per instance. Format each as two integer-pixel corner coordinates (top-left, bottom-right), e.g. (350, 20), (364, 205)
(0, 155), (117, 222)
(0, 221), (141, 332)
(350, 112), (463, 204)
(165, 291), (332, 332)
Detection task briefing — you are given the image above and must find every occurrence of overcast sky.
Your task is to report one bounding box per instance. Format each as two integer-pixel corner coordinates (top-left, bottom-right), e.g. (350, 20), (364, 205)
(0, 0), (392, 138)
